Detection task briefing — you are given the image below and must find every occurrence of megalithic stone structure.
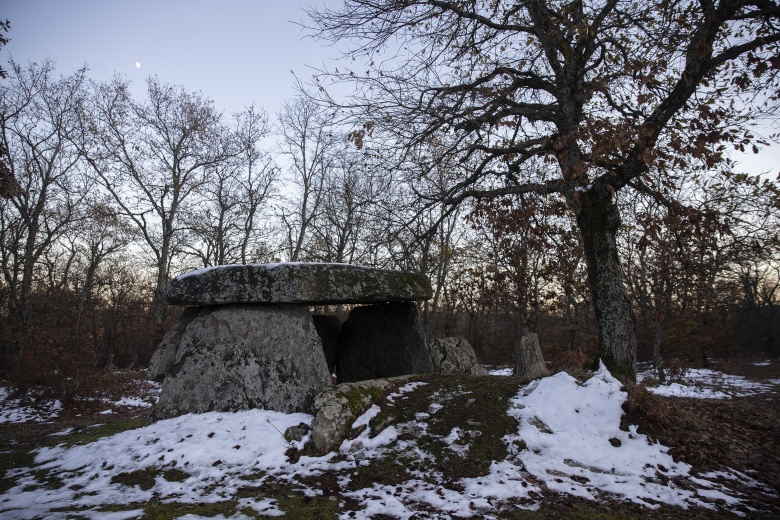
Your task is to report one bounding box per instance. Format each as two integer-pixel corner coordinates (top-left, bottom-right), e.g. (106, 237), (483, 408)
(149, 263), (433, 421)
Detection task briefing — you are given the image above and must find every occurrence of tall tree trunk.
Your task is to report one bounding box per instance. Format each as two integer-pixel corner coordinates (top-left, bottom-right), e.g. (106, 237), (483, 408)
(651, 319), (666, 383)
(575, 188), (637, 382)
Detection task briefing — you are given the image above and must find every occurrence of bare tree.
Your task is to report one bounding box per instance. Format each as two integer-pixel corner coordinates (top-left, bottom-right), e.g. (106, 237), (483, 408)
(0, 61), (90, 365)
(71, 199), (134, 357)
(182, 105), (278, 267)
(307, 148), (388, 265)
(622, 168), (780, 374)
(307, 0), (780, 381)
(0, 21), (22, 200)
(86, 77), (229, 322)
(277, 95), (340, 262)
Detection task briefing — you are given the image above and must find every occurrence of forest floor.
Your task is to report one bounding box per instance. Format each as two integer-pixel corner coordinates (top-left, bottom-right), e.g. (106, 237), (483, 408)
(1, 358), (779, 519)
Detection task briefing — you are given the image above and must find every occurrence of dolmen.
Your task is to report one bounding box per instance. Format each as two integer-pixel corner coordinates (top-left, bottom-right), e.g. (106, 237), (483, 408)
(148, 263), (434, 421)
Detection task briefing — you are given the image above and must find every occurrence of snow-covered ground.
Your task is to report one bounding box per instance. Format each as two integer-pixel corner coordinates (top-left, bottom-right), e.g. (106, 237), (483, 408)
(637, 366), (776, 399)
(2, 363), (776, 519)
(0, 387), (62, 424)
(0, 377), (160, 424)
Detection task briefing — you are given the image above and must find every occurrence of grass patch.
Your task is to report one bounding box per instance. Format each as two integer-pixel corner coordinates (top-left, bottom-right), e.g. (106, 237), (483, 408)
(235, 480), (339, 519)
(162, 468), (190, 482)
(0, 449), (36, 493)
(58, 417), (147, 448)
(97, 499), (242, 519)
(350, 374), (523, 488)
(495, 495), (750, 519)
(110, 466), (158, 491)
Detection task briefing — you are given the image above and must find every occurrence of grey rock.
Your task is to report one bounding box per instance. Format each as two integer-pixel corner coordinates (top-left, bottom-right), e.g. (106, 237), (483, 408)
(470, 364), (490, 376)
(310, 378), (396, 453)
(312, 314), (341, 375)
(428, 337), (488, 375)
(166, 263), (432, 306)
(337, 302), (434, 383)
(150, 304), (332, 420)
(148, 306), (200, 381)
(284, 423), (311, 443)
(515, 332), (549, 379)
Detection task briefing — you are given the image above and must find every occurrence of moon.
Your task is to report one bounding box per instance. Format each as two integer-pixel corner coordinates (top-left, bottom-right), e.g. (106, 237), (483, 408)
(135, 62), (141, 69)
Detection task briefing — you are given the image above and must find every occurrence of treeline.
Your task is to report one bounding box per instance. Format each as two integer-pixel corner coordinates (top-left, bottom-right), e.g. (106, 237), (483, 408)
(1, 62), (778, 395)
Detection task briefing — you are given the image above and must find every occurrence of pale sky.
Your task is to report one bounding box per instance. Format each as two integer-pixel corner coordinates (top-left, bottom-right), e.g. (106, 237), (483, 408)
(3, 0), (346, 115)
(2, 0), (777, 177)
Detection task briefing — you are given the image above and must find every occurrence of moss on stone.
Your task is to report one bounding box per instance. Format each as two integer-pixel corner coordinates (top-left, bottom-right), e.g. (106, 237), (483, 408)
(337, 383), (383, 416)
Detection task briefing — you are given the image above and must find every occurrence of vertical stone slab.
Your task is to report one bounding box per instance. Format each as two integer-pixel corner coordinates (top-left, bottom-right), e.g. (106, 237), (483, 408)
(514, 332), (549, 380)
(312, 314), (341, 375)
(151, 303), (331, 420)
(148, 306), (201, 381)
(337, 302), (433, 383)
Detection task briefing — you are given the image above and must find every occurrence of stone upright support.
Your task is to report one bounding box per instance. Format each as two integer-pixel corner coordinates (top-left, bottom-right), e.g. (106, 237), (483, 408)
(337, 302), (434, 383)
(149, 304), (331, 420)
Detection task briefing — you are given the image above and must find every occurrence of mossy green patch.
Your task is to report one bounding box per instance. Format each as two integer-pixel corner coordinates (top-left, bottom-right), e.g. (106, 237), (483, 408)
(240, 469), (266, 482)
(138, 499), (240, 519)
(0, 449), (36, 493)
(235, 479), (339, 519)
(44, 417), (148, 449)
(352, 374), (523, 488)
(110, 466), (158, 490)
(162, 468), (190, 482)
(494, 495), (743, 519)
(274, 492), (339, 519)
(32, 467), (65, 490)
(58, 499), (250, 519)
(338, 384), (383, 416)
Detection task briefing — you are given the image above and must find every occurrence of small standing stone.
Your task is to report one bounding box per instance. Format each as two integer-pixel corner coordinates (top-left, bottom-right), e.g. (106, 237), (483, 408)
(428, 337), (489, 375)
(310, 379), (396, 453)
(515, 332), (549, 380)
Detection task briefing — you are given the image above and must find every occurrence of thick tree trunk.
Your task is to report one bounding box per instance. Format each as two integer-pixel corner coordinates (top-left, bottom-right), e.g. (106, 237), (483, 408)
(575, 188), (637, 383)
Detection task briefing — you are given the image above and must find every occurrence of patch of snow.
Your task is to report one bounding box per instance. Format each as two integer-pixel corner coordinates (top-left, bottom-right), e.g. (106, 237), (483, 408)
(752, 361), (771, 366)
(509, 362), (742, 509)
(341, 424), (399, 456)
(351, 404), (381, 430)
(174, 263), (244, 280)
(0, 365), (756, 518)
(489, 367), (513, 376)
(387, 381), (428, 403)
(0, 386), (62, 424)
(237, 497), (284, 517)
(442, 427), (470, 456)
(648, 382), (731, 399)
(638, 368), (773, 399)
(50, 427), (75, 437)
(1, 410), (313, 519)
(112, 396), (153, 408)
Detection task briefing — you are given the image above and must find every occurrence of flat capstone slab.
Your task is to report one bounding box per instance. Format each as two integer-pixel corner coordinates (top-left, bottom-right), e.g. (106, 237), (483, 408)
(166, 262), (433, 306)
